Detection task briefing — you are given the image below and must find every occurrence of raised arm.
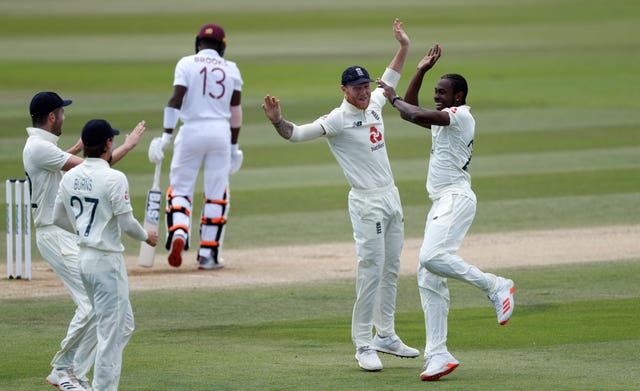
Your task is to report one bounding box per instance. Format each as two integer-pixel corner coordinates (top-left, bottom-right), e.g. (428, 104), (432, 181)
(110, 120), (146, 165)
(262, 95), (325, 142)
(404, 44), (441, 105)
(377, 77), (449, 129)
(387, 18), (410, 74)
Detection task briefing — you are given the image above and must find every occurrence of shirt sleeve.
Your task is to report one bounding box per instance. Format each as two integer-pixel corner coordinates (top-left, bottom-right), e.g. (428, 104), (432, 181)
(32, 141), (72, 172)
(173, 58), (188, 87)
(380, 67), (401, 88)
(117, 212), (148, 241)
(53, 190), (76, 234)
(110, 171), (134, 216)
(314, 109), (342, 137)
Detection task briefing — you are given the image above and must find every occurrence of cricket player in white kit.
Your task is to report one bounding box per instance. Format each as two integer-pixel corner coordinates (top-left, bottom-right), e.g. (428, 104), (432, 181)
(54, 119), (158, 391)
(23, 92), (144, 391)
(148, 23), (243, 270)
(378, 44), (515, 381)
(262, 19), (419, 372)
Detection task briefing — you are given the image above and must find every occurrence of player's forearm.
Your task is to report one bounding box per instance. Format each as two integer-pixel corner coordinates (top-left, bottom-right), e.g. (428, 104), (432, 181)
(109, 144), (131, 166)
(387, 43), (409, 74)
(271, 119), (324, 142)
(117, 212), (148, 241)
(230, 104), (242, 144)
(404, 68), (427, 106)
(271, 118), (295, 140)
(66, 139), (83, 155)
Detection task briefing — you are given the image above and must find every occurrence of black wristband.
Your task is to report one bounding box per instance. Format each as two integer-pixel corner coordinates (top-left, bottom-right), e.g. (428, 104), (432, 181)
(391, 96), (403, 106)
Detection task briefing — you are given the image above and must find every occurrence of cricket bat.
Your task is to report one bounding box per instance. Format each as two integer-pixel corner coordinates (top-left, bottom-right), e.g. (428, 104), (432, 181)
(138, 162), (162, 267)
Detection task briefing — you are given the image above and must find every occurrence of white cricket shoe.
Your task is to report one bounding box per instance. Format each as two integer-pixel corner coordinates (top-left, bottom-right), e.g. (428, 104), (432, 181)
(489, 277), (515, 325)
(198, 254), (225, 270)
(46, 368), (88, 390)
(77, 378), (92, 391)
(420, 352), (460, 381)
(355, 347), (383, 371)
(372, 334), (420, 358)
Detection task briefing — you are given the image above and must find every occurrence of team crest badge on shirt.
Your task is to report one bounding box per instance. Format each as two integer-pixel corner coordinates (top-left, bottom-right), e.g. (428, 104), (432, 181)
(369, 126), (383, 143)
(124, 191), (129, 201)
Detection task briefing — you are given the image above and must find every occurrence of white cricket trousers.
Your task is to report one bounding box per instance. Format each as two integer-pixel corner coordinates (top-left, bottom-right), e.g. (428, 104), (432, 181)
(417, 192), (498, 357)
(36, 225), (97, 379)
(348, 184), (404, 349)
(169, 120), (231, 252)
(79, 248), (134, 391)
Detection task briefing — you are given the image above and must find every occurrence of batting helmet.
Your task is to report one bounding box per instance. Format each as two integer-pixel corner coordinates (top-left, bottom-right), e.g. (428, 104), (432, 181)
(195, 23), (227, 56)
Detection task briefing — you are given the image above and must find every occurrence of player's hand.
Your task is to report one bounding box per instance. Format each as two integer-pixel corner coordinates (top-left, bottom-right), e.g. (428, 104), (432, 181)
(393, 18), (409, 47)
(67, 137), (84, 155)
(230, 144), (244, 175)
(122, 120), (146, 151)
(262, 95), (282, 123)
(148, 137), (164, 163)
(417, 44), (441, 72)
(376, 79), (397, 102)
(145, 230), (158, 247)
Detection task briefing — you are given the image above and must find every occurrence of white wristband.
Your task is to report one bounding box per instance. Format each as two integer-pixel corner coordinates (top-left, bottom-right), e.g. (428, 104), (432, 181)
(163, 107), (180, 129)
(231, 143), (239, 153)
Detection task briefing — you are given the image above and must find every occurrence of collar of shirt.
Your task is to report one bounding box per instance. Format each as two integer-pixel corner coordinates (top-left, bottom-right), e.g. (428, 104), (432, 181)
(84, 157), (110, 168)
(197, 48), (221, 58)
(26, 127), (60, 145)
(340, 98), (367, 115)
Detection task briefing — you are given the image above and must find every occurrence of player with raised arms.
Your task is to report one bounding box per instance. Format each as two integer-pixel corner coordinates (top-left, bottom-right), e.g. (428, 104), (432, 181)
(377, 44), (515, 381)
(262, 18), (419, 372)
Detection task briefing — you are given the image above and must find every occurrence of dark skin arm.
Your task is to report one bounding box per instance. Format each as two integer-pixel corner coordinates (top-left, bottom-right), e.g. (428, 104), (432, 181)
(377, 44), (449, 128)
(230, 90), (241, 144)
(166, 85), (187, 135)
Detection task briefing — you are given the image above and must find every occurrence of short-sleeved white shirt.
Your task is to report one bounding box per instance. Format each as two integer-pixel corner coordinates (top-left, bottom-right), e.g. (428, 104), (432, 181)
(427, 105), (475, 200)
(173, 49), (243, 122)
(23, 127), (73, 228)
(57, 158), (133, 252)
(314, 68), (400, 191)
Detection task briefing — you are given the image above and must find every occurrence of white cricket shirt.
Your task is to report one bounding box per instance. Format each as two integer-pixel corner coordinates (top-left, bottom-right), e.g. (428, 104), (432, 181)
(427, 105), (475, 200)
(315, 68), (400, 191)
(23, 127), (73, 228)
(173, 49), (243, 122)
(57, 158), (133, 252)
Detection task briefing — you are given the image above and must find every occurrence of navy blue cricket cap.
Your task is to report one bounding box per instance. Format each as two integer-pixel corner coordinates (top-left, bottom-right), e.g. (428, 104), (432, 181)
(81, 119), (120, 147)
(29, 91), (72, 118)
(341, 65), (374, 86)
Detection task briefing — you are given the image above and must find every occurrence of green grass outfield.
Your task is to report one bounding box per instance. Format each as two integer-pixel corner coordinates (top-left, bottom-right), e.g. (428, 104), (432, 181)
(1, 0), (639, 389)
(3, 261), (640, 390)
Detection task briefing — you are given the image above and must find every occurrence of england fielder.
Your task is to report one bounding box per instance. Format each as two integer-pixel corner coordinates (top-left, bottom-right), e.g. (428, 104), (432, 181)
(262, 19), (419, 372)
(148, 23), (244, 270)
(54, 119), (158, 391)
(23, 91), (144, 391)
(377, 44), (516, 381)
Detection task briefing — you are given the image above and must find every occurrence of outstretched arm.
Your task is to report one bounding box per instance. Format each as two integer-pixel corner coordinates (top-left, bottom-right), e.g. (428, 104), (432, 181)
(404, 44), (441, 105)
(387, 18), (410, 74)
(377, 79), (449, 129)
(110, 120), (146, 166)
(262, 95), (325, 142)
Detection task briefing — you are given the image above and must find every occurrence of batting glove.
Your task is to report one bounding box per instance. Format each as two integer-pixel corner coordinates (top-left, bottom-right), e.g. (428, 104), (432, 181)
(230, 144), (243, 175)
(148, 133), (172, 164)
